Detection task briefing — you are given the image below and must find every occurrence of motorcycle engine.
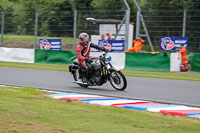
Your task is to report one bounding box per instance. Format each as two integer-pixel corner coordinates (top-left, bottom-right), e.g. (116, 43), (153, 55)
(91, 59), (104, 85)
(91, 59), (102, 70)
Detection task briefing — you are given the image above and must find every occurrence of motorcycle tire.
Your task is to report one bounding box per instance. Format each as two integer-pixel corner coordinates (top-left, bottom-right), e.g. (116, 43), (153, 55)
(72, 69), (89, 88)
(109, 70), (127, 91)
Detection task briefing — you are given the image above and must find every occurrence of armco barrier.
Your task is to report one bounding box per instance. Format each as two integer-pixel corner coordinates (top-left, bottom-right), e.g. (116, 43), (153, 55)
(189, 53), (200, 72)
(125, 53), (170, 71)
(34, 49), (76, 65)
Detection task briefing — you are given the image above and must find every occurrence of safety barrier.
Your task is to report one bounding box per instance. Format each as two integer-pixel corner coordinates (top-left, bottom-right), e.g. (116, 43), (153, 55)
(0, 47), (199, 72)
(0, 47), (34, 63)
(189, 53), (200, 72)
(125, 53), (170, 71)
(34, 49), (76, 65)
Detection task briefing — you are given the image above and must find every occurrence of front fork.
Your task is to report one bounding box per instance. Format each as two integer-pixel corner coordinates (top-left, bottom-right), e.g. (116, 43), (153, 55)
(105, 63), (120, 81)
(69, 64), (78, 73)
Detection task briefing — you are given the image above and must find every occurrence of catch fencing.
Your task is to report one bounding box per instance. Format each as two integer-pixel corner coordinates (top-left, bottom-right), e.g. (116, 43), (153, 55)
(0, 0), (128, 51)
(1, 0), (200, 52)
(137, 0), (200, 52)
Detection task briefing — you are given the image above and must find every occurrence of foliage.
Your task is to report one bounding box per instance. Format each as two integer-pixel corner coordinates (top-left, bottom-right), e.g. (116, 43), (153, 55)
(0, 0), (200, 51)
(0, 0), (127, 37)
(91, 0), (125, 10)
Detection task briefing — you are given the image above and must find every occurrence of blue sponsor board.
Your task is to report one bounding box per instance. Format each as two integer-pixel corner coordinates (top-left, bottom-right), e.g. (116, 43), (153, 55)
(98, 40), (124, 52)
(160, 37), (188, 51)
(39, 39), (62, 50)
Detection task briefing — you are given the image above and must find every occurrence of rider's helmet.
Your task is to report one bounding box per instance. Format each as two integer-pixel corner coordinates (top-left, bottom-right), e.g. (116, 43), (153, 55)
(79, 33), (89, 45)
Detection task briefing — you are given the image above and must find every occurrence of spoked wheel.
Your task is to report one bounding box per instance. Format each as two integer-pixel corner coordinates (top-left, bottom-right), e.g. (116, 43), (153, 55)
(72, 69), (88, 88)
(109, 70), (127, 91)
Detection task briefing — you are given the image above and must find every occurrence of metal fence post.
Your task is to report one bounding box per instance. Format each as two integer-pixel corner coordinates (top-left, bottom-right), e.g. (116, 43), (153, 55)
(30, 0), (38, 49)
(73, 9), (77, 51)
(0, 5), (4, 47)
(182, 9), (187, 37)
(114, 16), (126, 40)
(132, 0), (154, 52)
(179, 0), (187, 37)
(123, 0), (130, 50)
(69, 0), (77, 51)
(132, 0), (141, 39)
(136, 10), (141, 39)
(140, 15), (154, 51)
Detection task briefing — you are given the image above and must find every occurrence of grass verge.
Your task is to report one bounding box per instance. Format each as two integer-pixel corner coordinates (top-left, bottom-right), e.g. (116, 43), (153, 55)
(0, 61), (200, 81)
(4, 34), (75, 44)
(121, 69), (200, 81)
(0, 86), (199, 133)
(0, 61), (68, 72)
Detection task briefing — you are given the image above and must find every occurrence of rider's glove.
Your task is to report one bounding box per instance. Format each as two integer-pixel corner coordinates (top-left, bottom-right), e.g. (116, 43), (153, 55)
(85, 57), (92, 63)
(103, 47), (109, 53)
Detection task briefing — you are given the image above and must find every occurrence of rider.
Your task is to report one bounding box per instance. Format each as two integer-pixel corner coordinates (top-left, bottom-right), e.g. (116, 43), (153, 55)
(76, 32), (109, 70)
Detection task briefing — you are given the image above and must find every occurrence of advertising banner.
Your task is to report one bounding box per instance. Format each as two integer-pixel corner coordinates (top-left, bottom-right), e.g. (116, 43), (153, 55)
(98, 40), (124, 52)
(160, 37), (188, 51)
(39, 39), (62, 50)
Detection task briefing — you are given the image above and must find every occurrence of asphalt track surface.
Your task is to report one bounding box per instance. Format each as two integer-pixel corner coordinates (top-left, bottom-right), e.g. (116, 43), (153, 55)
(0, 67), (200, 107)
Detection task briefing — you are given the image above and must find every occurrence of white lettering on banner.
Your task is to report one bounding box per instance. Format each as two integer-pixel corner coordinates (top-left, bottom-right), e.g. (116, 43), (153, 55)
(51, 45), (61, 48)
(51, 42), (60, 45)
(175, 40), (186, 43)
(112, 47), (124, 50)
(175, 44), (181, 47)
(112, 43), (124, 46)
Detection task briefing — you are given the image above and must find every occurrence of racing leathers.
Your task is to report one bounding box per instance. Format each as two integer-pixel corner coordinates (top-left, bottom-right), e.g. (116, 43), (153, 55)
(76, 42), (108, 69)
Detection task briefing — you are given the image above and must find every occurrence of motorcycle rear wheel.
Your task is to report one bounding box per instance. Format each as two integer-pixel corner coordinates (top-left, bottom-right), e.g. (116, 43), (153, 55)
(109, 70), (127, 91)
(72, 69), (89, 88)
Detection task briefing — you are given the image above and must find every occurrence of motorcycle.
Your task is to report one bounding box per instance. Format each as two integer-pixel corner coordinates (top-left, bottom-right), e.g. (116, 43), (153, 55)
(69, 52), (127, 91)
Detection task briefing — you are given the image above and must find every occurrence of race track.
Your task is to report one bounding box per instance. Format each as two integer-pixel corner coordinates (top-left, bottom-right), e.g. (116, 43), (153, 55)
(0, 67), (200, 107)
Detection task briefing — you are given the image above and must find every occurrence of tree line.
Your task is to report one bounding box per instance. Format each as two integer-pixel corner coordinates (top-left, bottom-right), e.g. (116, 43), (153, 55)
(0, 0), (200, 50)
(0, 0), (126, 37)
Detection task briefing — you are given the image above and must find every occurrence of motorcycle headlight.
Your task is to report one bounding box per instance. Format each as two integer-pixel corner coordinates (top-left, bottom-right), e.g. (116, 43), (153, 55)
(106, 55), (111, 62)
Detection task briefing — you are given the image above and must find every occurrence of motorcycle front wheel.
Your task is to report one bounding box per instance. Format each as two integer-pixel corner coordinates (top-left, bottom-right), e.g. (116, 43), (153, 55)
(72, 69), (89, 88)
(109, 70), (127, 91)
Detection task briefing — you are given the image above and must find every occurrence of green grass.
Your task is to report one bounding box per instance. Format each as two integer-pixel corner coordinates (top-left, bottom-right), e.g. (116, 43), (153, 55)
(3, 34), (75, 44)
(0, 61), (68, 71)
(122, 69), (200, 81)
(0, 61), (200, 81)
(0, 86), (199, 133)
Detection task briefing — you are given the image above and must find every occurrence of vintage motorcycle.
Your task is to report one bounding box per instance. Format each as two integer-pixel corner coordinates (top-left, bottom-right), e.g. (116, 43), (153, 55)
(69, 52), (127, 91)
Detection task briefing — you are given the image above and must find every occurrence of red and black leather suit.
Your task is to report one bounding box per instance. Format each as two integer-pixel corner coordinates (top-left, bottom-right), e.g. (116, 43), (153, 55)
(76, 42), (107, 68)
